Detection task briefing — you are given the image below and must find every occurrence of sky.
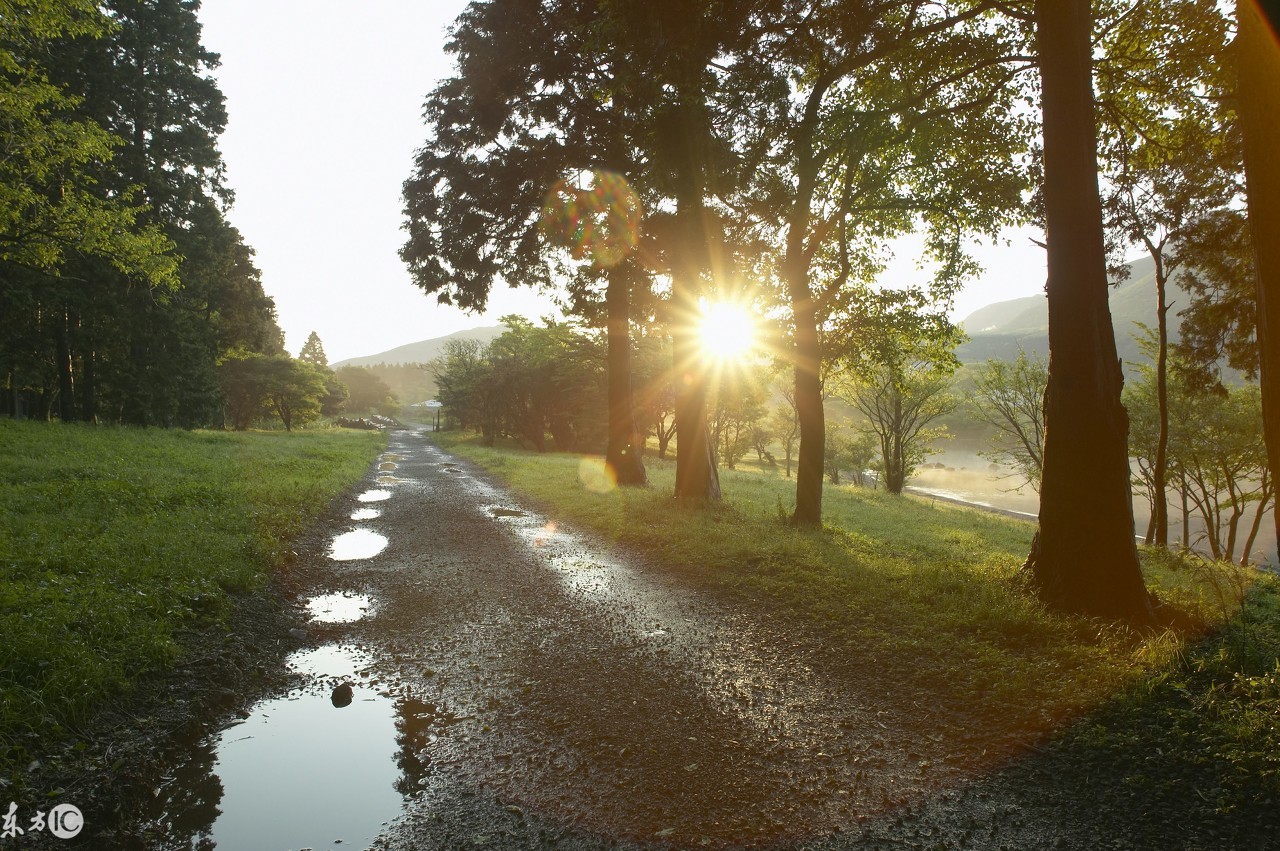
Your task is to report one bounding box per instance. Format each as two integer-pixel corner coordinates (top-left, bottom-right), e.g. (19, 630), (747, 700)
(197, 1), (1048, 365)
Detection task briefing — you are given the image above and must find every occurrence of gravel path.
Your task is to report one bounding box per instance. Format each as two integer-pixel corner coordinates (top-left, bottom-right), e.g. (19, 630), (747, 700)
(72, 428), (1276, 850)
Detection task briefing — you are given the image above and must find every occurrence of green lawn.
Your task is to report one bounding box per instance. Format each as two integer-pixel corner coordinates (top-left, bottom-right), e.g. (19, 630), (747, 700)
(435, 430), (1280, 817)
(0, 420), (383, 766)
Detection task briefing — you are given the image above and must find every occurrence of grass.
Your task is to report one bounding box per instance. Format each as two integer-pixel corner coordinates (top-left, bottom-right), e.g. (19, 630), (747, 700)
(435, 430), (1280, 822)
(0, 420), (383, 768)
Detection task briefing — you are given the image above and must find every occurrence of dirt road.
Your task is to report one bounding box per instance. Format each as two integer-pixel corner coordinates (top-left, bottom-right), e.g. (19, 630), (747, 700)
(84, 427), (1275, 850)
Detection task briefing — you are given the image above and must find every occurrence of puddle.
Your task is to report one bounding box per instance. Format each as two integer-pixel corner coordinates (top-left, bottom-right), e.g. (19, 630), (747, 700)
(489, 506), (526, 518)
(381, 453), (404, 462)
(358, 489), (392, 502)
(377, 475), (409, 485)
(306, 592), (374, 624)
(379, 461), (399, 471)
(329, 528), (389, 561)
(145, 645), (402, 850)
(351, 507), (381, 520)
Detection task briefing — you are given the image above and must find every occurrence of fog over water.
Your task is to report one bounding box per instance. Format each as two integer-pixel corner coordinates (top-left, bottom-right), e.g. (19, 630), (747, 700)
(907, 446), (1277, 568)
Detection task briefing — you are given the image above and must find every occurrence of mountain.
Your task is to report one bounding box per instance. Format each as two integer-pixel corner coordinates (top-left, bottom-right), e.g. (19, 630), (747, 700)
(333, 325), (504, 369)
(956, 254), (1183, 369)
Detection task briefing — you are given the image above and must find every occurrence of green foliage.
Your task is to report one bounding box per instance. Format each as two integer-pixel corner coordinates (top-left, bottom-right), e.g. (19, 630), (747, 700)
(0, 0), (177, 281)
(262, 357), (326, 432)
(968, 350), (1047, 491)
(709, 363), (769, 470)
(432, 317), (606, 451)
(1, 0), (284, 428)
(1125, 329), (1273, 562)
(334, 364), (398, 416)
(298, 331), (328, 368)
(0, 420), (383, 770)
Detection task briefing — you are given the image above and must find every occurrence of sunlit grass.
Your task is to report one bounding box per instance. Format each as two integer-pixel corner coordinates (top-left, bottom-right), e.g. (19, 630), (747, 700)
(434, 430), (1280, 811)
(0, 421), (383, 771)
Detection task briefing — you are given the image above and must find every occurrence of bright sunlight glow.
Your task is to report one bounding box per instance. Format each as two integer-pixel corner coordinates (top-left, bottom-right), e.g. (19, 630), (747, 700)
(699, 301), (757, 361)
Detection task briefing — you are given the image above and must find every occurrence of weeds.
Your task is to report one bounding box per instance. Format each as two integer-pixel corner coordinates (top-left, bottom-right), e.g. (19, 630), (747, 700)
(0, 420), (382, 778)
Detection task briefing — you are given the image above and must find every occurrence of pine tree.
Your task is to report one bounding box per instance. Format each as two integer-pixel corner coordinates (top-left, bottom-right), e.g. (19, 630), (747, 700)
(299, 332), (329, 369)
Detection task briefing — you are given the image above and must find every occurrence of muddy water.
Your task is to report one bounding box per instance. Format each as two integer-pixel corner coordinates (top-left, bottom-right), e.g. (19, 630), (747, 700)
(329, 528), (388, 561)
(306, 592), (374, 624)
(146, 646), (402, 850)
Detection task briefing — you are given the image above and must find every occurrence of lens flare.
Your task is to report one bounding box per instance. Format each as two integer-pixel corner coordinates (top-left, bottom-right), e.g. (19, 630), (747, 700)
(578, 457), (618, 493)
(540, 169), (641, 268)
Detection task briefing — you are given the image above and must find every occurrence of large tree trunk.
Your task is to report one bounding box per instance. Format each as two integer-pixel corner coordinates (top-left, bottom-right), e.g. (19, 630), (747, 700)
(671, 96), (721, 502)
(1239, 0), (1280, 552)
(791, 300), (825, 523)
(605, 264), (647, 486)
(1026, 0), (1152, 621)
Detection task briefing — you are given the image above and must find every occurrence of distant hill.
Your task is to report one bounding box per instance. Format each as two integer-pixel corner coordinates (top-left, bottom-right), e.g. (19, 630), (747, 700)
(956, 254), (1186, 370)
(333, 325), (504, 369)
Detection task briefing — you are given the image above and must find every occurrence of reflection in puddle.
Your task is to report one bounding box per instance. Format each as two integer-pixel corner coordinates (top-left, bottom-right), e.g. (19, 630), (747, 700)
(306, 592), (374, 623)
(378, 461), (399, 471)
(330, 528), (388, 561)
(489, 506), (526, 518)
(150, 645), (402, 851)
(377, 475), (409, 485)
(358, 489), (392, 502)
(351, 507), (381, 521)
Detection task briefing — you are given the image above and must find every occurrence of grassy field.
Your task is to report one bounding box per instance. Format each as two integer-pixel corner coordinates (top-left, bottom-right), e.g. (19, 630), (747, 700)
(435, 430), (1280, 819)
(0, 420), (383, 767)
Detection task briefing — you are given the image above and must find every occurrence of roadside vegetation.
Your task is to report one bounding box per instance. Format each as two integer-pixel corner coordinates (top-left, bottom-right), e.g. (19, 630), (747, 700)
(0, 421), (383, 783)
(435, 429), (1280, 819)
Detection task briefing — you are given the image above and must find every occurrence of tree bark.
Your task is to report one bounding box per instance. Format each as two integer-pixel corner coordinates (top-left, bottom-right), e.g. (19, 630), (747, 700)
(671, 95), (721, 503)
(791, 299), (825, 522)
(605, 264), (647, 486)
(55, 308), (75, 423)
(1153, 257), (1171, 547)
(1026, 0), (1152, 621)
(1239, 0), (1280, 554)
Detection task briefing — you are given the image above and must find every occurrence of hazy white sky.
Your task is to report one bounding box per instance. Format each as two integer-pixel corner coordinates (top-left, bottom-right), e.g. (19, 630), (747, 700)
(197, 1), (1047, 364)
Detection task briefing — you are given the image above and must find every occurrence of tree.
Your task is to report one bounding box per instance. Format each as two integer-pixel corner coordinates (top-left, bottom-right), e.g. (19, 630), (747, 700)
(769, 393), (801, 478)
(0, 0), (176, 280)
(708, 364), (769, 470)
(1237, 0), (1280, 552)
(263, 357), (325, 432)
(335, 366), (397, 416)
(847, 364), (956, 494)
(3, 0), (282, 429)
(968, 350), (1047, 491)
(633, 334), (677, 459)
(732, 0), (1032, 525)
(1094, 0), (1237, 547)
(217, 350), (269, 430)
(299, 332), (329, 369)
(401, 0), (651, 486)
(1128, 351), (1274, 563)
(1024, 0), (1152, 621)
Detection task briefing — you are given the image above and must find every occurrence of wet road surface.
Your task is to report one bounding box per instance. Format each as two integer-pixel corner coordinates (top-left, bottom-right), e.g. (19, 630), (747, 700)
(132, 427), (968, 850)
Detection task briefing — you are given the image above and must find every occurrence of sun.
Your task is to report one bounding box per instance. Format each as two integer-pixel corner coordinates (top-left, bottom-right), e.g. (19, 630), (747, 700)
(699, 300), (757, 361)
